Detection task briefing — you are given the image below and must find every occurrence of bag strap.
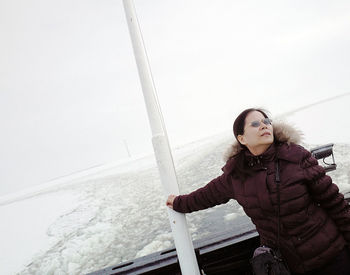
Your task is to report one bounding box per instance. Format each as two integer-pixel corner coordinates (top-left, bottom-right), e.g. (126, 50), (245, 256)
(275, 159), (281, 251)
(275, 159), (292, 273)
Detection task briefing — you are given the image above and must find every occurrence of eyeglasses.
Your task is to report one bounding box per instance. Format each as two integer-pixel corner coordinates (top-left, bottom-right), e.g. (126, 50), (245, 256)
(249, 118), (272, 127)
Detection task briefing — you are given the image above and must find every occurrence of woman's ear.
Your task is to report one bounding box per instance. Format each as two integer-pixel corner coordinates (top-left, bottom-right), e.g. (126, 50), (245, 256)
(237, 135), (246, 145)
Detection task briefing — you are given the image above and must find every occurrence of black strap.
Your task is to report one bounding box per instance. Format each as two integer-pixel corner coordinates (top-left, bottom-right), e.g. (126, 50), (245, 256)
(275, 159), (291, 272)
(275, 160), (281, 251)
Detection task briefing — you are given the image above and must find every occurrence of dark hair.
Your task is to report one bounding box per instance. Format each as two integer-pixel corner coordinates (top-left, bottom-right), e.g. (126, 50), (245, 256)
(232, 108), (270, 181)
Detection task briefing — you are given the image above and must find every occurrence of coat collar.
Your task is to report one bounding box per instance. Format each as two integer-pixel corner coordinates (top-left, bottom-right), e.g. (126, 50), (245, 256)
(244, 143), (276, 168)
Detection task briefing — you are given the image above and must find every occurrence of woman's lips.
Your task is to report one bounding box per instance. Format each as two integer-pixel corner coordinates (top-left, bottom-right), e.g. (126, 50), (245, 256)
(261, 132), (271, 136)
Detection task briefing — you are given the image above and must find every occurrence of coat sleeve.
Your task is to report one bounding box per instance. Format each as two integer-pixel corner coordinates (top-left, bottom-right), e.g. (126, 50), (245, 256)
(301, 149), (350, 243)
(173, 173), (234, 213)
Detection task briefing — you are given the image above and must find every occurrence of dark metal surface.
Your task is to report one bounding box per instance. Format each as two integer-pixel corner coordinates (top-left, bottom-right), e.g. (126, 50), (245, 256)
(87, 229), (259, 275)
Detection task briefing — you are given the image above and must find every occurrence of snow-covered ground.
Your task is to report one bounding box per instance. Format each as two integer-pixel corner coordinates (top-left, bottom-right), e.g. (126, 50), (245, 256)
(1, 131), (349, 275)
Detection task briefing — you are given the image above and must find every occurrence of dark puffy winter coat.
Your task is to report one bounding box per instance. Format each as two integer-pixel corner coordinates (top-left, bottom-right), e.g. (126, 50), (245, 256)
(173, 122), (350, 274)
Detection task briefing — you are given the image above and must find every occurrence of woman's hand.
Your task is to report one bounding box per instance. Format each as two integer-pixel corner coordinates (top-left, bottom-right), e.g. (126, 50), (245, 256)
(166, 194), (176, 209)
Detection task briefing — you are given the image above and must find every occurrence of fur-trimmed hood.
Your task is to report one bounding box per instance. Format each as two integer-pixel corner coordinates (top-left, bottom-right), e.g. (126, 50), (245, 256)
(223, 121), (304, 161)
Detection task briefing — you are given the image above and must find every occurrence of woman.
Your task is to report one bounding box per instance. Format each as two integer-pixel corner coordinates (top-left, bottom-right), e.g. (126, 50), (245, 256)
(166, 108), (350, 275)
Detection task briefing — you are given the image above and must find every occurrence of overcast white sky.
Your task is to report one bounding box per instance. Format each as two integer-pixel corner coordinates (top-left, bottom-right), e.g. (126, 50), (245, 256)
(1, 0), (350, 196)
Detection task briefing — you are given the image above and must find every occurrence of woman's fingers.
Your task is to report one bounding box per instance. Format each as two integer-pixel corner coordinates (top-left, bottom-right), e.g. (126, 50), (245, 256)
(166, 194), (176, 209)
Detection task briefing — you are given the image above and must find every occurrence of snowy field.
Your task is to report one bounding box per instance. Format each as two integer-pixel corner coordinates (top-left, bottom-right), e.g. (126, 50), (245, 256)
(1, 130), (349, 275)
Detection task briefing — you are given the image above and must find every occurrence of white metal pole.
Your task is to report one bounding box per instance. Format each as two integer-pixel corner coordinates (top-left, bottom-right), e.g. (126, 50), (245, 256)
(122, 1), (201, 274)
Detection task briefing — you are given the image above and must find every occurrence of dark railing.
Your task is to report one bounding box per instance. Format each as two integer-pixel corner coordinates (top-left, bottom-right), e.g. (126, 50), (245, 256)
(310, 143), (337, 172)
(87, 229), (259, 275)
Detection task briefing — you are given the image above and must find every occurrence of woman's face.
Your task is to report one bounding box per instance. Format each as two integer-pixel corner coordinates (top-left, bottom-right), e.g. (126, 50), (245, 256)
(237, 111), (274, 155)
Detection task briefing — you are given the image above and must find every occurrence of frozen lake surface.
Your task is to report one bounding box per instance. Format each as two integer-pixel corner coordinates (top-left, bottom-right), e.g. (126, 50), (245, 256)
(1, 133), (349, 275)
